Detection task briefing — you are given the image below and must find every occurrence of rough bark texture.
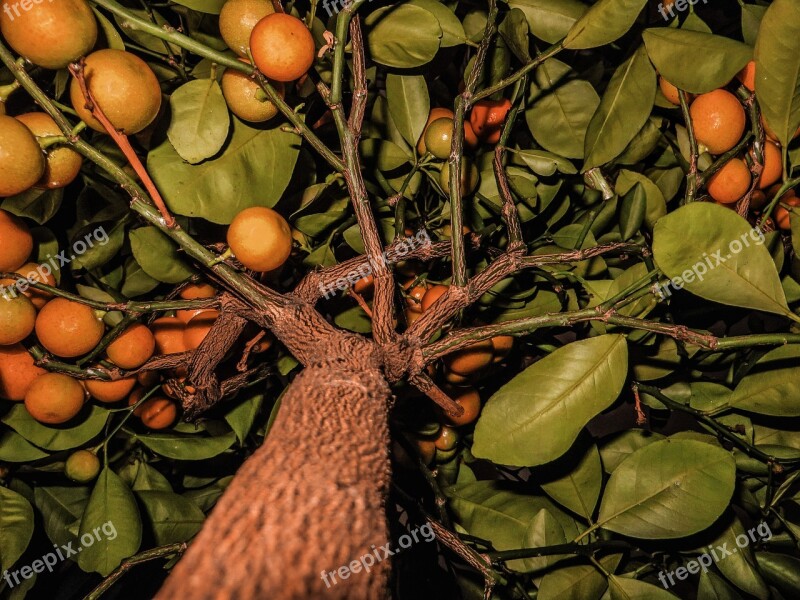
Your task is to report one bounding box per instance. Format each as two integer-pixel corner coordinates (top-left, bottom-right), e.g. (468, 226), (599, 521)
(155, 343), (393, 600)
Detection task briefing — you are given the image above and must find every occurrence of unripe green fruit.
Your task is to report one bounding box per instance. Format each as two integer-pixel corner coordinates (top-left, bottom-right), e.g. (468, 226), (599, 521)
(439, 157), (479, 197)
(65, 450), (100, 483)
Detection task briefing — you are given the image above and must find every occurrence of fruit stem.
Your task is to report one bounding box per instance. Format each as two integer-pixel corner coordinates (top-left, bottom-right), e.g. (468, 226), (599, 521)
(0, 79), (19, 102)
(679, 89), (699, 203)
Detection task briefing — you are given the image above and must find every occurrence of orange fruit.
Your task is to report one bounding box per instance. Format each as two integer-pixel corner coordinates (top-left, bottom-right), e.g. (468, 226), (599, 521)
(469, 98), (512, 144)
(689, 90), (746, 155)
(176, 307), (207, 324)
(775, 194), (800, 230)
(106, 323), (156, 369)
(0, 293), (36, 345)
(404, 279), (429, 314)
(128, 386), (148, 416)
(0, 115), (46, 197)
(151, 316), (188, 355)
(737, 60), (756, 92)
(0, 209), (33, 271)
(219, 0), (274, 57)
(754, 142), (782, 190)
(439, 157), (479, 196)
(0, 262), (57, 309)
(64, 449), (100, 482)
(84, 376), (137, 403)
(227, 206), (292, 272)
(416, 438), (436, 465)
(424, 117), (455, 160)
(763, 116), (800, 143)
(658, 76), (691, 105)
(137, 370), (161, 387)
(706, 158), (751, 204)
(140, 396), (177, 429)
(421, 284), (449, 312)
(491, 335), (514, 363)
(463, 121), (479, 150)
(434, 425), (458, 451)
(353, 273), (375, 296)
(250, 13), (315, 82)
(443, 368), (472, 385)
(443, 387), (481, 427)
(221, 59), (285, 122)
(417, 108), (455, 154)
(15, 113), (83, 188)
(179, 282), (216, 300)
(0, 343), (46, 401)
(750, 189), (768, 211)
(70, 49), (162, 135)
(184, 310), (219, 350)
(24, 372), (85, 424)
(0, 0), (97, 70)
(444, 339), (494, 376)
(404, 308), (423, 327)
(35, 298), (105, 357)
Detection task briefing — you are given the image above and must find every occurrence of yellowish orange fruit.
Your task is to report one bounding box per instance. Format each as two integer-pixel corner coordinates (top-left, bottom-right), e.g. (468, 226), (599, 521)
(70, 49), (162, 135)
(444, 339), (494, 376)
(222, 61), (285, 122)
(0, 115), (46, 197)
(0, 210), (33, 271)
(227, 206), (292, 272)
(219, 0), (274, 57)
(15, 113), (83, 189)
(0, 293), (36, 345)
(24, 372), (85, 424)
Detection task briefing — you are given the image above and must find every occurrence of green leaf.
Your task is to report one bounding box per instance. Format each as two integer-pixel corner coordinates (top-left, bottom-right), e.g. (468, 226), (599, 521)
(1, 188), (63, 225)
(137, 430), (237, 460)
(119, 460), (173, 492)
(137, 490), (205, 545)
(408, 0), (465, 47)
(728, 345), (800, 416)
(365, 5), (442, 68)
(121, 257), (160, 298)
(514, 149), (577, 176)
(754, 0), (800, 147)
(183, 476), (232, 512)
(520, 509), (568, 572)
(652, 203), (793, 318)
(596, 439), (735, 538)
(540, 444), (602, 519)
(0, 487), (34, 572)
(130, 226), (196, 284)
(446, 480), (581, 572)
(473, 334), (628, 466)
(599, 430), (665, 473)
(33, 486), (89, 548)
(643, 29), (752, 95)
(171, 0), (225, 13)
(563, 0), (647, 50)
(616, 170), (666, 229)
(498, 9), (531, 63)
(1, 404), (109, 452)
(167, 79), (230, 164)
(0, 430), (48, 462)
(709, 516), (769, 600)
(148, 116), (299, 224)
(77, 468), (142, 576)
(584, 45), (656, 170)
(526, 62), (600, 158)
(224, 391), (264, 445)
(698, 571), (745, 600)
(754, 552), (800, 597)
(386, 74), (430, 149)
(741, 4), (767, 47)
(538, 554), (622, 600)
(508, 0), (587, 45)
(609, 576), (678, 599)
(92, 9), (125, 50)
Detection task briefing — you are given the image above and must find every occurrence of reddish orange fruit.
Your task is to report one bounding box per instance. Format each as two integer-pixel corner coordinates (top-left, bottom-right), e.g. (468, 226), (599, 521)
(469, 98), (512, 144)
(707, 158), (751, 204)
(84, 376), (137, 404)
(35, 298), (105, 357)
(151, 316), (188, 355)
(184, 310), (219, 350)
(0, 344), (46, 401)
(250, 13), (315, 82)
(106, 323), (156, 369)
(139, 396), (177, 429)
(421, 284), (449, 312)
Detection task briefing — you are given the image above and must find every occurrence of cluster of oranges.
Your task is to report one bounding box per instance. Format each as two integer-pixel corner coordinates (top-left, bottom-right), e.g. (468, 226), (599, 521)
(356, 271), (512, 465)
(417, 99), (512, 197)
(659, 61), (797, 229)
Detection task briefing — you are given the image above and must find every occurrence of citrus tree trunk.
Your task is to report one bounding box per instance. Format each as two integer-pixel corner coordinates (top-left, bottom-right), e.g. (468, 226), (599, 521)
(155, 361), (393, 599)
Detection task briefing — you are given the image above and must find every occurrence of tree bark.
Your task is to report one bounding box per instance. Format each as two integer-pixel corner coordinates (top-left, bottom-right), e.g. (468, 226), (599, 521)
(154, 359), (393, 599)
